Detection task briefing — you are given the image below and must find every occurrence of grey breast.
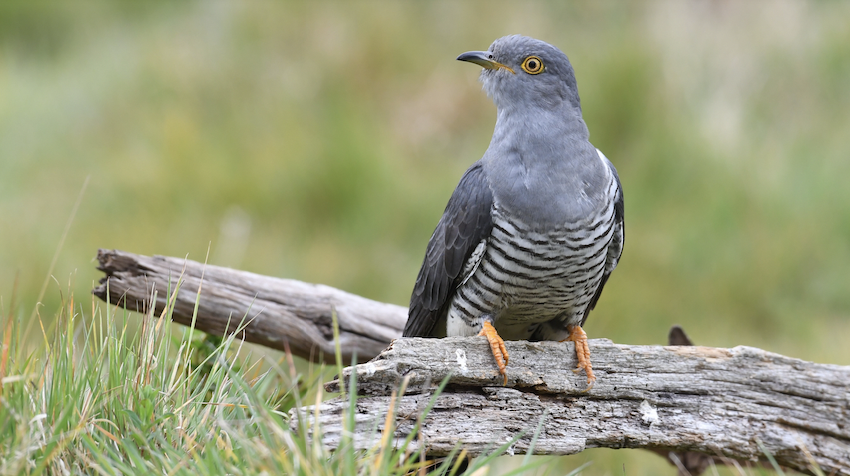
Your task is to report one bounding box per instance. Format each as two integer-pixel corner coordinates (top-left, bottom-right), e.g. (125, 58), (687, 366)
(403, 35), (625, 341)
(445, 152), (620, 340)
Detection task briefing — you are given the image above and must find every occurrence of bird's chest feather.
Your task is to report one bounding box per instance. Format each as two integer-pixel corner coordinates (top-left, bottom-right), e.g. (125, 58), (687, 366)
(487, 210), (609, 310)
(484, 145), (608, 226)
(445, 207), (612, 339)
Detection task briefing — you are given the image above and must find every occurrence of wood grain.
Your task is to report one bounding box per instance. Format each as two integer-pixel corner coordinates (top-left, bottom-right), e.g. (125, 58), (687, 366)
(91, 249), (850, 474)
(92, 249), (406, 364)
(306, 337), (850, 475)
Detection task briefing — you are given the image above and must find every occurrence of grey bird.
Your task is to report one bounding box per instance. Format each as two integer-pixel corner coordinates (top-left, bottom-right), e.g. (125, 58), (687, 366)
(403, 35), (624, 388)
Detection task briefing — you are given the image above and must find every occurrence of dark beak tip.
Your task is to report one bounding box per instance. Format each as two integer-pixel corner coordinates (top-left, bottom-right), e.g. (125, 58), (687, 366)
(457, 51), (489, 63)
(456, 50), (513, 73)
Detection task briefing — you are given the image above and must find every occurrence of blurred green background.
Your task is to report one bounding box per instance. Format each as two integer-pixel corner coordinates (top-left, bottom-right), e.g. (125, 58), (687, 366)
(2, 1), (849, 474)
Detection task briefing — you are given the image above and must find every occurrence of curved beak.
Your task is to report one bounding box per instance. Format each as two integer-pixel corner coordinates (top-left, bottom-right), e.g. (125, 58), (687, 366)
(457, 51), (515, 74)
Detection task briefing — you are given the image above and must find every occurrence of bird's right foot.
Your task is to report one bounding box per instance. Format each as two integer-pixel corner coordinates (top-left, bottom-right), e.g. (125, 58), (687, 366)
(478, 321), (509, 385)
(563, 325), (596, 390)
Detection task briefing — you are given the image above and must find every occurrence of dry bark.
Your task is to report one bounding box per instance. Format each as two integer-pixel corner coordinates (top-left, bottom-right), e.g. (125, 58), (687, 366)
(91, 249), (850, 474)
(91, 249), (406, 364)
(304, 337), (850, 475)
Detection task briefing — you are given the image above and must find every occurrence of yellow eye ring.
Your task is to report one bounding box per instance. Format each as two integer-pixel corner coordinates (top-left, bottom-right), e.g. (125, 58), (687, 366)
(521, 56), (544, 75)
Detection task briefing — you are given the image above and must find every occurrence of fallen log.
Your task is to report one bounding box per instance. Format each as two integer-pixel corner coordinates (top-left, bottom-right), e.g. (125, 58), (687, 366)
(302, 337), (850, 476)
(91, 249), (850, 474)
(91, 249), (406, 364)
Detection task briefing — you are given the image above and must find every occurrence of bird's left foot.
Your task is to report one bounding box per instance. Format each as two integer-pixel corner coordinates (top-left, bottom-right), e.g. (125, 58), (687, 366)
(562, 325), (596, 390)
(478, 320), (509, 385)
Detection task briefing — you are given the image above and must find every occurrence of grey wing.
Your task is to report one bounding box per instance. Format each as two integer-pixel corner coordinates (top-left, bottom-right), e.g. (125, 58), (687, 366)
(404, 161), (494, 337)
(583, 151), (624, 321)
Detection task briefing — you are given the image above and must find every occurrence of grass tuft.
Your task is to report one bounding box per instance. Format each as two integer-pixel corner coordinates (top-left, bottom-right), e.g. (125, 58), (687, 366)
(0, 280), (559, 475)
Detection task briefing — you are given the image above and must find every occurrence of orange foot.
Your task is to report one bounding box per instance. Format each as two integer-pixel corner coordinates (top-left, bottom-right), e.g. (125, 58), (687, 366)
(478, 321), (509, 385)
(563, 325), (596, 389)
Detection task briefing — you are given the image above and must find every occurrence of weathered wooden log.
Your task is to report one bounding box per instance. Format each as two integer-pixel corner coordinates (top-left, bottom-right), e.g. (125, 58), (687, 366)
(300, 337), (850, 476)
(92, 249), (850, 473)
(91, 249), (406, 364)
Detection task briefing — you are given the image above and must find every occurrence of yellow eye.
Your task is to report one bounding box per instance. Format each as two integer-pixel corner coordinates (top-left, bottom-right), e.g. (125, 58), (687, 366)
(521, 56), (544, 75)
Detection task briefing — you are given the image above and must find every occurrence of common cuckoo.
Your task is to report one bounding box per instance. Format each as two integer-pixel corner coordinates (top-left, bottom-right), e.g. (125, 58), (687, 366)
(403, 35), (624, 388)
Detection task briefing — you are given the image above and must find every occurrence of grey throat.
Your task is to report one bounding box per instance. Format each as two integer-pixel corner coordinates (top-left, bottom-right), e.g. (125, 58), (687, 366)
(404, 35), (624, 346)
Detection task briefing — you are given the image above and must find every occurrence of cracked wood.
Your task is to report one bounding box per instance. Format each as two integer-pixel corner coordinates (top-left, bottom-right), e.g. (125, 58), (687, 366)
(303, 337), (850, 476)
(91, 249), (850, 474)
(91, 249), (406, 364)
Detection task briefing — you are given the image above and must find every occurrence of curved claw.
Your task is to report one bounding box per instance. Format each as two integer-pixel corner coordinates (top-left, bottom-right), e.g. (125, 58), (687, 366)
(562, 325), (596, 390)
(478, 321), (509, 385)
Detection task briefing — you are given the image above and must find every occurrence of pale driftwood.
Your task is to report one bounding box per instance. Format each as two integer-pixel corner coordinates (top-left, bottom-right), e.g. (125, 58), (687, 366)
(92, 250), (850, 473)
(91, 249), (406, 364)
(299, 337), (850, 476)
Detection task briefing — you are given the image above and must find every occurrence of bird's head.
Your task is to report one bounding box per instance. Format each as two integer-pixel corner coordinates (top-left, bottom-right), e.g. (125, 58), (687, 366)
(458, 35), (581, 113)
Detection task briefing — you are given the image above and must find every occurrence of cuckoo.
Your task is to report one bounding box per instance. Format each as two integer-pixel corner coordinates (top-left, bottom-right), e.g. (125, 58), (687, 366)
(403, 35), (624, 388)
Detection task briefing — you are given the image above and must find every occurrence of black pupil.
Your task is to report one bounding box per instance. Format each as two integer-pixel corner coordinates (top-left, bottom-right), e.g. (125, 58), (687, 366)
(529, 60), (538, 70)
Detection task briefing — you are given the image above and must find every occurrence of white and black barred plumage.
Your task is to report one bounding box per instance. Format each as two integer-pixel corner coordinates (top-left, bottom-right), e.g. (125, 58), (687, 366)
(404, 150), (623, 341)
(403, 35), (624, 344)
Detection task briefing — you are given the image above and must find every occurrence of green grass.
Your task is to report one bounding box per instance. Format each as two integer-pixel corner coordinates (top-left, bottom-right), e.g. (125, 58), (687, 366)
(0, 281), (569, 475)
(0, 284), (825, 475)
(1, 284), (306, 474)
(1, 1), (849, 474)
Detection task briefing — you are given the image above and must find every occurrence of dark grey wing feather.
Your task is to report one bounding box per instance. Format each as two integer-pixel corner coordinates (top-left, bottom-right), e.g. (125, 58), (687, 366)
(583, 156), (624, 323)
(404, 161), (494, 337)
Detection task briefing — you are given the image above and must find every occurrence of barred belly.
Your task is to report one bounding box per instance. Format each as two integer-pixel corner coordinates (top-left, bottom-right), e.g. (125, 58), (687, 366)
(446, 204), (615, 341)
